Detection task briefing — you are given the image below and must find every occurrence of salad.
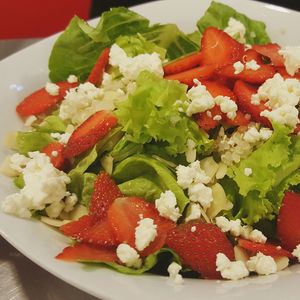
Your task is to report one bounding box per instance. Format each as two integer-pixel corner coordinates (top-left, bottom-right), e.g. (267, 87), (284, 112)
(2, 1), (300, 283)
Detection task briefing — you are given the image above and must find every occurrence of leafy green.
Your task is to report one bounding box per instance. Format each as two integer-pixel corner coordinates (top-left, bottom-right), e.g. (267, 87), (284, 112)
(16, 131), (54, 154)
(142, 24), (199, 60)
(81, 173), (97, 207)
(187, 30), (202, 45)
(196, 1), (270, 45)
(116, 34), (166, 59)
(113, 154), (189, 212)
(49, 8), (149, 82)
(118, 176), (163, 201)
(228, 124), (300, 224)
(116, 71), (212, 156)
(80, 248), (180, 275)
(37, 115), (67, 133)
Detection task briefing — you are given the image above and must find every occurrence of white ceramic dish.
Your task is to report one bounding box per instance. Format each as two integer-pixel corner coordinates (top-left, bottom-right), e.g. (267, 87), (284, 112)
(1, 0), (300, 299)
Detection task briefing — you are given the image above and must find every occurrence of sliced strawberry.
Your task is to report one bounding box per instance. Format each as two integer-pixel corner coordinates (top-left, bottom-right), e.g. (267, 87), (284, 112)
(200, 27), (244, 66)
(197, 105), (222, 131)
(16, 81), (77, 117)
(166, 221), (234, 279)
(202, 80), (237, 100)
(89, 171), (123, 221)
(56, 243), (118, 262)
(164, 65), (216, 88)
(242, 49), (264, 64)
(277, 191), (300, 251)
(64, 110), (118, 158)
(225, 110), (250, 127)
(60, 215), (94, 240)
(41, 141), (69, 171)
(217, 64), (276, 84)
(276, 67), (300, 80)
(233, 80), (271, 127)
(107, 197), (175, 256)
(163, 52), (203, 76)
(83, 219), (118, 247)
(253, 43), (284, 67)
(294, 124), (300, 135)
(87, 48), (110, 86)
(238, 239), (292, 258)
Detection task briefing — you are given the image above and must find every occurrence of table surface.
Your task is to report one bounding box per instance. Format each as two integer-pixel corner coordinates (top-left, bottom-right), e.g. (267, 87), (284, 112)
(1, 1), (300, 299)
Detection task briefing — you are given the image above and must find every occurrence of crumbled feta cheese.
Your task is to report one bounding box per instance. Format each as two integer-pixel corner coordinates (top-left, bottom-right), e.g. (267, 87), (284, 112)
(206, 110), (212, 117)
(64, 193), (78, 213)
(45, 200), (65, 218)
(185, 139), (196, 163)
(216, 253), (249, 280)
(59, 82), (114, 126)
(244, 167), (252, 176)
(1, 152), (70, 218)
(45, 82), (59, 96)
(24, 115), (37, 127)
(246, 253), (277, 275)
(185, 203), (201, 222)
(135, 218), (157, 251)
(116, 243), (142, 268)
(233, 61), (244, 74)
(249, 229), (267, 244)
(224, 17), (246, 44)
(67, 74), (78, 83)
(155, 191), (181, 222)
(245, 60), (260, 71)
(279, 46), (300, 75)
(186, 83), (215, 116)
(260, 104), (299, 128)
(9, 153), (30, 173)
(215, 125), (273, 166)
(274, 256), (289, 271)
(292, 244), (300, 262)
(51, 151), (58, 158)
(167, 262), (184, 284)
(214, 96), (238, 120)
(215, 216), (241, 237)
(191, 226), (196, 232)
(213, 114), (222, 121)
(109, 44), (163, 81)
(240, 225), (253, 239)
(188, 182), (213, 208)
(51, 132), (72, 145)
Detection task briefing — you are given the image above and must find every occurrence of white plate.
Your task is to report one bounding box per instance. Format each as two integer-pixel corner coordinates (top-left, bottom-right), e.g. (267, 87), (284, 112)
(1, 0), (300, 299)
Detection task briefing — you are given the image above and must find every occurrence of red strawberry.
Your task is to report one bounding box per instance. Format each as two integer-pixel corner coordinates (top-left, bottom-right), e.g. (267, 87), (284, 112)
(200, 27), (244, 66)
(233, 80), (271, 127)
(164, 65), (216, 88)
(242, 49), (264, 64)
(89, 171), (123, 221)
(87, 48), (110, 86)
(166, 221), (234, 279)
(238, 239), (292, 258)
(253, 43), (284, 67)
(60, 215), (94, 240)
(41, 141), (69, 171)
(107, 197), (175, 257)
(83, 219), (118, 247)
(197, 105), (221, 131)
(276, 67), (300, 80)
(64, 110), (118, 158)
(163, 52), (203, 76)
(202, 80), (237, 100)
(56, 243), (118, 262)
(225, 110), (250, 127)
(217, 64), (276, 84)
(277, 191), (300, 251)
(16, 81), (77, 117)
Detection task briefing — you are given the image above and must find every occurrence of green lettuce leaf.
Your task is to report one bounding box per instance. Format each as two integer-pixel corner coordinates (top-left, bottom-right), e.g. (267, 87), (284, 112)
(116, 34), (166, 59)
(113, 154), (189, 212)
(37, 115), (67, 133)
(80, 247), (180, 275)
(81, 173), (97, 207)
(49, 8), (149, 82)
(16, 131), (54, 154)
(116, 71), (212, 156)
(228, 124), (300, 224)
(118, 176), (163, 201)
(142, 24), (199, 60)
(196, 1), (270, 45)
(187, 30), (202, 45)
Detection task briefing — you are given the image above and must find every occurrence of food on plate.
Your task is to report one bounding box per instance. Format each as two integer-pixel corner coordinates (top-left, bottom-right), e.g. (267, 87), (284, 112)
(2, 1), (300, 283)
